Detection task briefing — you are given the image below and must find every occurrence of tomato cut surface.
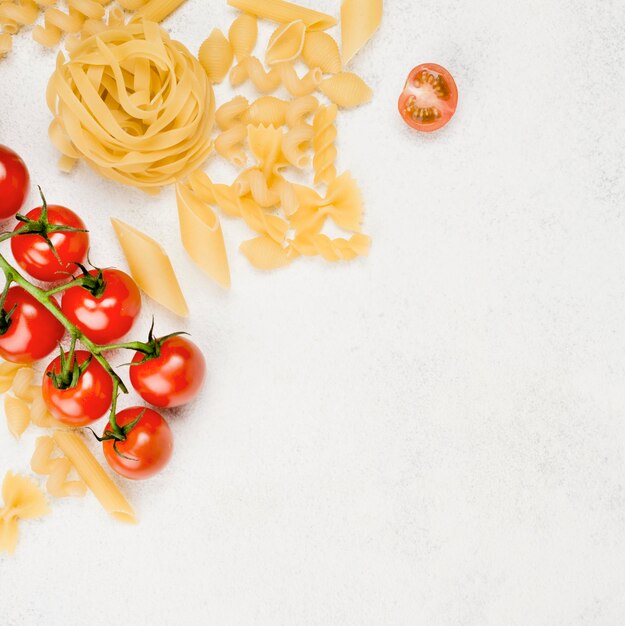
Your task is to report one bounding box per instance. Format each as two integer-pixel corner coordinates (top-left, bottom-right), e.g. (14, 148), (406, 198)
(398, 63), (458, 132)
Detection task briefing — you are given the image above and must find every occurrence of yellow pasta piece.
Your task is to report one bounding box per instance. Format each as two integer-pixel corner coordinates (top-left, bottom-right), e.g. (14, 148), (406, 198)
(290, 232), (371, 261)
(47, 20), (214, 191)
(312, 104), (337, 185)
(228, 12), (257, 61)
(11, 367), (36, 402)
(290, 172), (363, 234)
(278, 63), (322, 97)
(340, 0), (382, 65)
(136, 0), (186, 22)
(176, 183), (231, 289)
(215, 124), (248, 167)
(319, 72), (373, 108)
(117, 0), (149, 9)
(29, 390), (63, 429)
(243, 96), (289, 127)
(52, 430), (136, 524)
(31, 436), (87, 498)
(247, 124), (287, 178)
(301, 31), (341, 74)
(4, 395), (30, 439)
(265, 19), (306, 66)
(282, 125), (313, 168)
(0, 472), (50, 554)
(240, 236), (294, 270)
(199, 28), (233, 84)
(0, 32), (12, 57)
(0, 361), (27, 394)
(227, 0), (336, 31)
(111, 218), (189, 317)
(285, 95), (319, 128)
(216, 95), (250, 130)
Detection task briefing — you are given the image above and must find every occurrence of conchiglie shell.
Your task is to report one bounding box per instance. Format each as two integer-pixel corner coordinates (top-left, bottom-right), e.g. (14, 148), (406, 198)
(302, 31), (341, 74)
(228, 13), (258, 61)
(265, 20), (306, 66)
(242, 96), (289, 127)
(198, 28), (233, 83)
(319, 72), (373, 108)
(4, 395), (30, 439)
(240, 236), (293, 270)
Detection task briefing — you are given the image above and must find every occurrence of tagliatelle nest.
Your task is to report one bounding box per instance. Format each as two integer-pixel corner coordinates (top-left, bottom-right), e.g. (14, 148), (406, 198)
(46, 19), (215, 192)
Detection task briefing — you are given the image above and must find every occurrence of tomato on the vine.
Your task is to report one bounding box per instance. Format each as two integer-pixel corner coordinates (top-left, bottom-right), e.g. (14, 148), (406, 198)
(398, 63), (458, 132)
(61, 268), (141, 344)
(102, 407), (173, 480)
(130, 336), (206, 408)
(42, 350), (113, 426)
(11, 204), (89, 282)
(0, 145), (29, 219)
(0, 286), (65, 363)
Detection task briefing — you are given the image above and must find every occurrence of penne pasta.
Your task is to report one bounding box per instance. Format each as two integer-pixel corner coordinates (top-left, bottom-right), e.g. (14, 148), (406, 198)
(340, 0), (383, 65)
(227, 0), (337, 31)
(136, 0), (187, 22)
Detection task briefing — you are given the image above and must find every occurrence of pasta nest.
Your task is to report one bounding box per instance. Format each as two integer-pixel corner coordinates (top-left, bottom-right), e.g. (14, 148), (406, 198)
(46, 19), (215, 192)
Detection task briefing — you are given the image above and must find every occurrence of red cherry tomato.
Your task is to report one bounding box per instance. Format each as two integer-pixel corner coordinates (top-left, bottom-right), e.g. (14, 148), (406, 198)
(61, 269), (141, 344)
(11, 205), (89, 282)
(42, 350), (113, 426)
(0, 287), (65, 363)
(398, 63), (458, 132)
(102, 407), (173, 480)
(0, 145), (29, 219)
(130, 336), (206, 408)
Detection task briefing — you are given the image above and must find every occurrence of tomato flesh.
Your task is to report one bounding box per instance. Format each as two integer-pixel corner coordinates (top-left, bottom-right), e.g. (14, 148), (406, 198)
(11, 205), (89, 282)
(130, 336), (206, 408)
(103, 407), (173, 480)
(0, 145), (29, 219)
(61, 269), (141, 344)
(42, 350), (113, 426)
(398, 63), (458, 132)
(0, 287), (65, 363)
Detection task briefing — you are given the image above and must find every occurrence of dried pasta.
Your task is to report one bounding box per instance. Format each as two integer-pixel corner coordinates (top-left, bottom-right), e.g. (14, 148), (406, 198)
(340, 0), (382, 65)
(4, 395), (30, 439)
(244, 96), (289, 126)
(33, 0), (108, 48)
(312, 104), (337, 185)
(215, 125), (248, 167)
(285, 95), (319, 128)
(136, 0), (186, 22)
(228, 12), (257, 61)
(240, 236), (295, 270)
(231, 57), (322, 97)
(265, 19), (305, 66)
(47, 20), (214, 191)
(0, 361), (27, 394)
(199, 28), (233, 83)
(0, 472), (50, 554)
(282, 125), (313, 168)
(290, 172), (363, 234)
(301, 31), (341, 74)
(31, 436), (87, 498)
(227, 0), (336, 31)
(319, 72), (373, 108)
(52, 430), (136, 524)
(111, 218), (189, 317)
(216, 96), (250, 130)
(176, 183), (231, 289)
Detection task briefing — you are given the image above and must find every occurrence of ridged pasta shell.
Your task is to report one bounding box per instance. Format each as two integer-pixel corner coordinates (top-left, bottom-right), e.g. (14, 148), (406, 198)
(319, 72), (373, 108)
(243, 96), (289, 127)
(265, 20), (306, 66)
(198, 28), (233, 83)
(302, 31), (341, 74)
(228, 13), (257, 61)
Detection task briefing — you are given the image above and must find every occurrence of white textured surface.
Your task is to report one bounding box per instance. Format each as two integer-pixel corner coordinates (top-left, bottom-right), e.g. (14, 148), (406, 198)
(2, 0), (625, 624)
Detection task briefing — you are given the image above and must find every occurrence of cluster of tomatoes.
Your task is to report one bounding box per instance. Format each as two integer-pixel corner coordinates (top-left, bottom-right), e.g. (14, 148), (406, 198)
(0, 145), (205, 480)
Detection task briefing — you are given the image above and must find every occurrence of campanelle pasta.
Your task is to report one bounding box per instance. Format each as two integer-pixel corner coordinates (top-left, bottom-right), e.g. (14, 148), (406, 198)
(340, 0), (383, 65)
(47, 20), (214, 191)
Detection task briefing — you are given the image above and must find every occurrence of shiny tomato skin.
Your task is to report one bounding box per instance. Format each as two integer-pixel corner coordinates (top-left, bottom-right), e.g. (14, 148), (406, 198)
(103, 407), (173, 480)
(61, 269), (141, 344)
(130, 336), (206, 408)
(11, 205), (89, 282)
(0, 145), (29, 219)
(398, 63), (458, 132)
(0, 287), (65, 363)
(42, 350), (113, 426)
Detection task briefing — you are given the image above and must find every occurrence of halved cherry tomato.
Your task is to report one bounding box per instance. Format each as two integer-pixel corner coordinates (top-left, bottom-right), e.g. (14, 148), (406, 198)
(61, 269), (141, 344)
(0, 287), (65, 363)
(42, 350), (113, 426)
(398, 63), (458, 132)
(0, 145), (29, 219)
(11, 205), (89, 282)
(130, 336), (206, 408)
(102, 407), (173, 480)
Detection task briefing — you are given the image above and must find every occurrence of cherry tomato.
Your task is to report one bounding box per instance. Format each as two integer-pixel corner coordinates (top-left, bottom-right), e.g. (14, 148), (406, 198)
(103, 407), (173, 480)
(42, 350), (113, 426)
(0, 287), (65, 363)
(11, 205), (89, 282)
(0, 145), (29, 219)
(398, 63), (458, 132)
(61, 269), (141, 344)
(130, 336), (206, 408)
